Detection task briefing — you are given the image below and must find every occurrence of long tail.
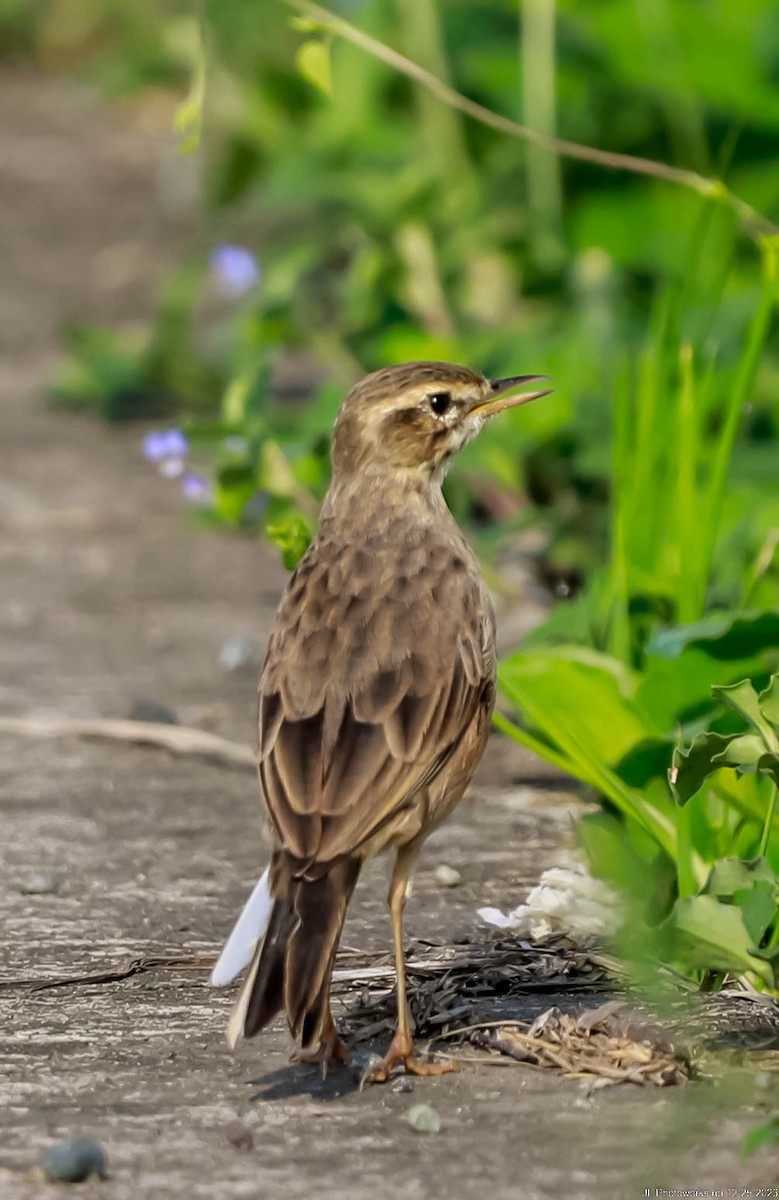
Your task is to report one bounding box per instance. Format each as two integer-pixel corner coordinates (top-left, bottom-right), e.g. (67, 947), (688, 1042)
(224, 856), (360, 1051)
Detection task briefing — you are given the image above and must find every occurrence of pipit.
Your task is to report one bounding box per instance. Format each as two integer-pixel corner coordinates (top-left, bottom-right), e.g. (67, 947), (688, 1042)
(212, 361), (549, 1080)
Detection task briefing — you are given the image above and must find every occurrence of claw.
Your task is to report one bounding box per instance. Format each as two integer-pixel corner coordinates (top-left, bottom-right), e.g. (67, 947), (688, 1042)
(362, 1027), (459, 1085)
(296, 1020), (349, 1076)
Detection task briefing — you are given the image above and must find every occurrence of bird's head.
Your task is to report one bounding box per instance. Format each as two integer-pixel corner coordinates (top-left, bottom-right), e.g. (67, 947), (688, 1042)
(331, 361), (550, 483)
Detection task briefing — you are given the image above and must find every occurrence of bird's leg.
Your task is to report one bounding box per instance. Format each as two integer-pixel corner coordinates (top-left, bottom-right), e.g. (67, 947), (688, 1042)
(296, 1002), (349, 1070)
(367, 847), (459, 1083)
(296, 1012), (348, 1070)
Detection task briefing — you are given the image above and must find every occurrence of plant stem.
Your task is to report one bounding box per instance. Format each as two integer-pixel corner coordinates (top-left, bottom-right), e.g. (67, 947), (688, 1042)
(675, 798), (696, 899)
(759, 780), (778, 859)
(286, 0), (779, 245)
(395, 0), (469, 193)
(520, 0), (563, 267)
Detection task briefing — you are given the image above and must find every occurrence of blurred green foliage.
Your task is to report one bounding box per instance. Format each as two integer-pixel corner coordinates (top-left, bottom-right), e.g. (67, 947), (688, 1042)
(35, 0), (779, 586)
(10, 0), (779, 987)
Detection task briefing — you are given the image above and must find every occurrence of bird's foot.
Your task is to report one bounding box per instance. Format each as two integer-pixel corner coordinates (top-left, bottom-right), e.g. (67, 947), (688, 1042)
(363, 1028), (459, 1085)
(296, 1021), (349, 1074)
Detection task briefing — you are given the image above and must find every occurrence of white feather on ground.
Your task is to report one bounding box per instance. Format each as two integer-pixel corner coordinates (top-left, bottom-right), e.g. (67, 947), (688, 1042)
(211, 866), (273, 988)
(478, 853), (620, 941)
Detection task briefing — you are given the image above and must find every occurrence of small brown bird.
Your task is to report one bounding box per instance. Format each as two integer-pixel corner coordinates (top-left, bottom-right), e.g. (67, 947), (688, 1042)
(212, 361), (549, 1080)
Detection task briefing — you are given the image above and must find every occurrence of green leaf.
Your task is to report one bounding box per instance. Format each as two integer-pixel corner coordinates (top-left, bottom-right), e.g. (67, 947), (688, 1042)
(578, 810), (646, 895)
(758, 751), (779, 788)
(637, 647), (770, 730)
(498, 646), (655, 767)
(649, 612), (779, 661)
(265, 510), (313, 570)
(615, 738), (674, 788)
(758, 675), (779, 731)
(172, 94), (203, 154)
(714, 679), (778, 749)
(295, 39), (332, 97)
(735, 881), (777, 944)
(741, 1115), (779, 1158)
(214, 462), (256, 525)
(670, 893), (774, 986)
(704, 856), (775, 898)
(670, 731), (766, 805)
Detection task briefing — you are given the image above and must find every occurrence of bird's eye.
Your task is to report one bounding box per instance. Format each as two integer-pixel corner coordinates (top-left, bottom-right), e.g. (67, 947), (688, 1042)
(428, 391), (452, 415)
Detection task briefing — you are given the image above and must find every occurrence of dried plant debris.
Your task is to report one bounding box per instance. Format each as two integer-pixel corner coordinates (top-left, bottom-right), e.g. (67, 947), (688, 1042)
(336, 933), (609, 1044)
(4, 928), (775, 1089)
(466, 1001), (692, 1088)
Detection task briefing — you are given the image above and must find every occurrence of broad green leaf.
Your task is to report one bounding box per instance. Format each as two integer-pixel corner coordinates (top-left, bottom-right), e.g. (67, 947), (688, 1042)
(704, 856), (775, 898)
(734, 881), (778, 944)
(670, 731), (765, 805)
(648, 612), (779, 661)
(498, 646), (655, 767)
(714, 680), (778, 749)
(637, 648), (769, 730)
(671, 894), (774, 986)
(615, 738), (674, 788)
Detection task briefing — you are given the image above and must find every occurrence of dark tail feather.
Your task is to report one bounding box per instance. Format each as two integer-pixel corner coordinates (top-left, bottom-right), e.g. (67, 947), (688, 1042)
(238, 857), (360, 1048)
(241, 897), (298, 1036)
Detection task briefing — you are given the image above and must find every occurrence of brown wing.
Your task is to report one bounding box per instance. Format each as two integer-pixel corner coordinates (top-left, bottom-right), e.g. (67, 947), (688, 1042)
(258, 527), (495, 870)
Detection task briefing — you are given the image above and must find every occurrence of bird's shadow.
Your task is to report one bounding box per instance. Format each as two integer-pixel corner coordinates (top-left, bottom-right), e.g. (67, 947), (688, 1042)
(246, 1047), (383, 1103)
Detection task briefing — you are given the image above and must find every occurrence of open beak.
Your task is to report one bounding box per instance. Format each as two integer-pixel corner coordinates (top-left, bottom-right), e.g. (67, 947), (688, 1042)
(472, 374), (551, 418)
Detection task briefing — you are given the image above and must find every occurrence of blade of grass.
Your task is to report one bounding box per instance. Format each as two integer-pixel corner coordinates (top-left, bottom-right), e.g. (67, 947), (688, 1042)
(674, 343), (701, 624)
(699, 240), (778, 588)
(606, 359), (632, 661)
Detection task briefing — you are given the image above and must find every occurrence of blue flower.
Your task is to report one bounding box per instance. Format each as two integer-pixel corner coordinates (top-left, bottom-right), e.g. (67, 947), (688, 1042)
(182, 472), (212, 506)
(210, 245), (260, 298)
(143, 428), (189, 463)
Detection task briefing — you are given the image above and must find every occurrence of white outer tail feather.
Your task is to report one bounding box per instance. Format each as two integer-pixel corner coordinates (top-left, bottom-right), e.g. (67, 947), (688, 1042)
(211, 866), (273, 989)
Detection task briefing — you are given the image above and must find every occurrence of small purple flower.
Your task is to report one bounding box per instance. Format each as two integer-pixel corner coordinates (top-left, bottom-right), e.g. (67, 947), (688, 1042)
(143, 428), (189, 463)
(181, 472), (213, 506)
(210, 245), (260, 298)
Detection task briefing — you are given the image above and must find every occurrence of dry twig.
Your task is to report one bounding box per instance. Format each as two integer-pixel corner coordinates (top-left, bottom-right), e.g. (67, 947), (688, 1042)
(0, 715), (256, 770)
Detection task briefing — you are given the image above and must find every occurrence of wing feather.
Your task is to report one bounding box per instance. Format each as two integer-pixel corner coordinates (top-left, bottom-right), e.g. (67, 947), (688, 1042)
(258, 531), (495, 866)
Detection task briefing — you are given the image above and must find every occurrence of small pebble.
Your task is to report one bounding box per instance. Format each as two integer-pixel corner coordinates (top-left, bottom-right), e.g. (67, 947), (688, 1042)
(20, 873), (59, 896)
(434, 865), (463, 888)
(219, 635), (257, 672)
(404, 1103), (443, 1134)
(128, 699), (179, 725)
(223, 1120), (253, 1151)
(390, 1076), (414, 1094)
(39, 1137), (107, 1183)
